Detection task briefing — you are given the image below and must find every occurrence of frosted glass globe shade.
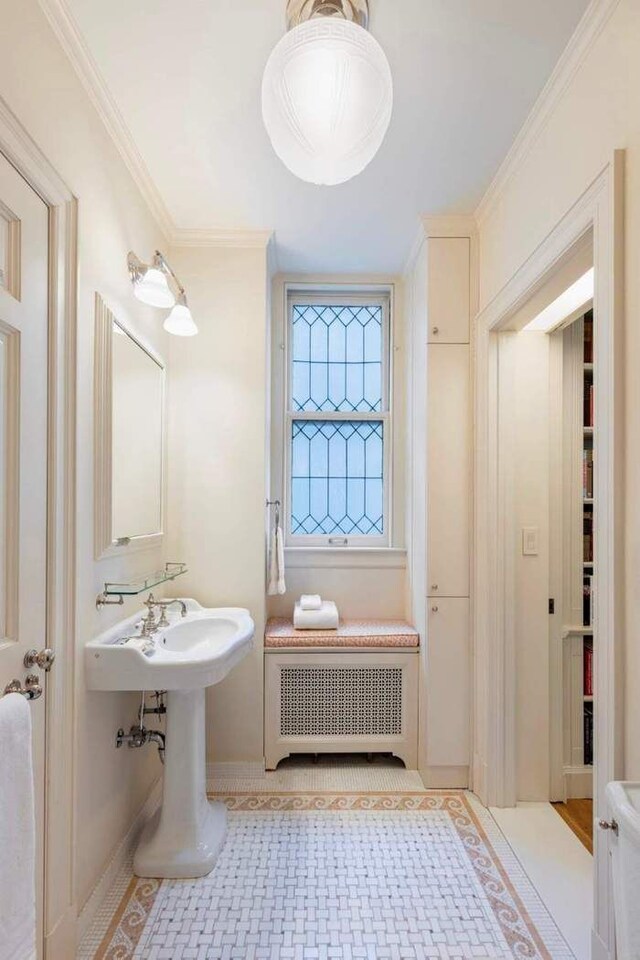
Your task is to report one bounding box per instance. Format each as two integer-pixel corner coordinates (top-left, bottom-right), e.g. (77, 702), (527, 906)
(262, 17), (393, 186)
(163, 302), (198, 337)
(134, 267), (175, 308)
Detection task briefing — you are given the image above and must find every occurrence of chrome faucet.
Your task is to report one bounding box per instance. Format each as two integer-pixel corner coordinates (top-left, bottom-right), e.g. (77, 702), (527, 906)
(163, 598), (188, 618)
(141, 594), (187, 632)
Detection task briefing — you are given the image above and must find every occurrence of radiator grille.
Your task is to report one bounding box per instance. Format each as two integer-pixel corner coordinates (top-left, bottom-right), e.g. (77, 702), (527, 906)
(280, 666), (403, 738)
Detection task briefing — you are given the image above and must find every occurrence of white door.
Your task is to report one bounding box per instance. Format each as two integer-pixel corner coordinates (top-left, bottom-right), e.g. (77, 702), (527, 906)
(0, 151), (49, 955)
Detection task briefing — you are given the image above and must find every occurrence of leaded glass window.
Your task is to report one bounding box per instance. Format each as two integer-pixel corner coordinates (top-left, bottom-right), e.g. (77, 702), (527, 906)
(286, 294), (390, 545)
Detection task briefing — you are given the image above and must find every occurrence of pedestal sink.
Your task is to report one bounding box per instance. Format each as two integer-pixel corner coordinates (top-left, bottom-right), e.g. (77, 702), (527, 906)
(86, 600), (254, 879)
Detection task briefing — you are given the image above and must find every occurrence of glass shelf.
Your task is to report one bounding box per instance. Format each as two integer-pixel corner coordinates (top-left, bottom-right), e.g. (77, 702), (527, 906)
(97, 562), (187, 607)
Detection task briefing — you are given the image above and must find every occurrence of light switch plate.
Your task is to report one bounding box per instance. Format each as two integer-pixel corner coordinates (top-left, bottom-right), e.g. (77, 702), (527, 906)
(522, 526), (539, 556)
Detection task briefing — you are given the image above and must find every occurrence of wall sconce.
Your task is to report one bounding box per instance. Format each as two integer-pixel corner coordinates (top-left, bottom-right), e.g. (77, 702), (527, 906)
(128, 250), (199, 337)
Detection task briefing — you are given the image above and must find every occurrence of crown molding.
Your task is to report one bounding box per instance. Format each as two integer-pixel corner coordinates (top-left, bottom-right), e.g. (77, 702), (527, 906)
(38, 0), (174, 238)
(475, 0), (621, 227)
(170, 228), (274, 249)
(403, 214), (477, 276)
(420, 215), (477, 239)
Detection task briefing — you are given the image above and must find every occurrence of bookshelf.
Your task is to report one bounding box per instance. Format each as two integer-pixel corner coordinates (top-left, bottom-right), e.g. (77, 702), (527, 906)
(582, 310), (594, 771)
(559, 309), (594, 800)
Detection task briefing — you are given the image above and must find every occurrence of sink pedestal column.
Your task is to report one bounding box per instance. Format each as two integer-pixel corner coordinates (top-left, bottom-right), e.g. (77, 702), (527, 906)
(134, 688), (227, 879)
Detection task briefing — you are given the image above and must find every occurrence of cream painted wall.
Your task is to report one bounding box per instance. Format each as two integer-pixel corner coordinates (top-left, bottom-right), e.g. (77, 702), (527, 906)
(510, 332), (551, 800)
(0, 0), (172, 918)
(166, 244), (269, 766)
(476, 0), (640, 777)
(267, 564), (407, 620)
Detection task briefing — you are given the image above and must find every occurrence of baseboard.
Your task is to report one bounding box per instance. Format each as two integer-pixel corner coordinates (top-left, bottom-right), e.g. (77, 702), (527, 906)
(563, 765), (594, 799)
(44, 905), (77, 960)
(76, 777), (162, 945)
(207, 760), (266, 787)
(423, 765), (469, 789)
(472, 752), (488, 804)
(591, 927), (611, 960)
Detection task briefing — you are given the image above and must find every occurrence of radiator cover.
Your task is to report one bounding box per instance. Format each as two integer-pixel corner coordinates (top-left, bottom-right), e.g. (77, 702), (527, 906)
(280, 665), (403, 738)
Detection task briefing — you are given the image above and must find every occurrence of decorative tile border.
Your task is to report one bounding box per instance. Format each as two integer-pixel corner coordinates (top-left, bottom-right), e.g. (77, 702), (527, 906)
(90, 792), (572, 960)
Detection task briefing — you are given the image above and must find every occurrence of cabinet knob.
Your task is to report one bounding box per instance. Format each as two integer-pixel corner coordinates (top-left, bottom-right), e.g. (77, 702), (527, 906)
(432, 326), (439, 335)
(431, 605), (439, 613)
(431, 584), (438, 591)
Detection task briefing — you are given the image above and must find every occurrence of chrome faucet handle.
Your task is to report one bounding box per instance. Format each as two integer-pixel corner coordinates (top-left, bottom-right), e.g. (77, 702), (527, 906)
(155, 603), (170, 629)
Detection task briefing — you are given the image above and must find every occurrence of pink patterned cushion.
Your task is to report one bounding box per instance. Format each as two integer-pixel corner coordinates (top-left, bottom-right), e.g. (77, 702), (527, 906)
(265, 618), (419, 648)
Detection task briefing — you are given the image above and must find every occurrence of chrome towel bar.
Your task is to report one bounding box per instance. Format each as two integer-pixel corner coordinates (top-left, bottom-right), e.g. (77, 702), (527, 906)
(3, 675), (43, 700)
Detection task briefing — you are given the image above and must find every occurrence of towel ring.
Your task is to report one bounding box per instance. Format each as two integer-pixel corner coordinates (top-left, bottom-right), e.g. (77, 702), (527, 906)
(3, 675), (43, 701)
(266, 499), (281, 528)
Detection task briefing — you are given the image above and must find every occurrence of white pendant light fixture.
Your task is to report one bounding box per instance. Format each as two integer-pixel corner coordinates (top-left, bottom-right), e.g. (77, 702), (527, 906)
(164, 293), (199, 337)
(262, 0), (393, 186)
(128, 250), (199, 337)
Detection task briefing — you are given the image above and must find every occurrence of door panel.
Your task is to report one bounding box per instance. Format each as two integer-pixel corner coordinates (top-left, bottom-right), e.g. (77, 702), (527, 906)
(427, 344), (471, 597)
(0, 151), (49, 955)
(427, 238), (470, 343)
(427, 597), (470, 767)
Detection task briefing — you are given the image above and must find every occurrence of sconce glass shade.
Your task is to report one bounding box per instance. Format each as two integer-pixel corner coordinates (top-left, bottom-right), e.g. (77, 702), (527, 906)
(262, 17), (393, 186)
(133, 267), (175, 309)
(163, 300), (198, 337)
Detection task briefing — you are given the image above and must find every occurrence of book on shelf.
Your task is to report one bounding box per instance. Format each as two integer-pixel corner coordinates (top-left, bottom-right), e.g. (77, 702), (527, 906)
(583, 575), (594, 628)
(584, 310), (594, 364)
(582, 449), (594, 498)
(583, 636), (593, 695)
(584, 701), (594, 765)
(583, 514), (593, 563)
(584, 384), (595, 427)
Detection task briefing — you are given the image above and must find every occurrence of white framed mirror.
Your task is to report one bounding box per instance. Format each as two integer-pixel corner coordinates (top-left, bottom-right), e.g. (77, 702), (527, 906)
(94, 293), (165, 559)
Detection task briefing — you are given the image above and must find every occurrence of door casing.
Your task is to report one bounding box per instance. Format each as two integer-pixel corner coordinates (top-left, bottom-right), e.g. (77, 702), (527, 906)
(0, 97), (78, 959)
(472, 154), (625, 960)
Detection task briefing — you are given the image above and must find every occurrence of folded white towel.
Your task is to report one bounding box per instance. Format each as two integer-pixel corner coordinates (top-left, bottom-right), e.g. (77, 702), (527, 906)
(293, 600), (339, 630)
(300, 594), (322, 611)
(0, 693), (36, 960)
(267, 522), (286, 597)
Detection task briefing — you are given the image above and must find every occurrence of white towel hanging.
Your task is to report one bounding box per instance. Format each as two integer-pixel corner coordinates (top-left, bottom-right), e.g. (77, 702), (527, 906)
(267, 500), (286, 596)
(0, 693), (36, 960)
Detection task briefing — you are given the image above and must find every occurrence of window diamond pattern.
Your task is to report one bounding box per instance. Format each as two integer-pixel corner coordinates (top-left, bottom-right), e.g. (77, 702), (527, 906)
(291, 420), (383, 536)
(291, 303), (383, 412)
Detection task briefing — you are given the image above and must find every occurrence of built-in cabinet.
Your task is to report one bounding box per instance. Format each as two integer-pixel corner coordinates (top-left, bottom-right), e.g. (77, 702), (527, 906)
(408, 227), (473, 787)
(427, 238), (471, 344)
(427, 597), (470, 772)
(427, 344), (471, 598)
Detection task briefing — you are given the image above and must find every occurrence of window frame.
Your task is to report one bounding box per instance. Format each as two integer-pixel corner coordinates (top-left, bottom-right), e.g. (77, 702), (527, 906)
(283, 290), (393, 548)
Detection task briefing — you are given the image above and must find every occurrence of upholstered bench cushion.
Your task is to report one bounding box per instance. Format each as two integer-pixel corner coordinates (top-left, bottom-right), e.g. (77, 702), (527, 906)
(265, 618), (419, 648)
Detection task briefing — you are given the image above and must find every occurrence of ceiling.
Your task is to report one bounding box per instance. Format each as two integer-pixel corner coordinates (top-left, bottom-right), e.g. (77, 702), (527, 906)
(67, 0), (590, 273)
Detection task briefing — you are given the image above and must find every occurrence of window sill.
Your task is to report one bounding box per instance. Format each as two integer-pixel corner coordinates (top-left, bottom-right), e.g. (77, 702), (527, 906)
(284, 547), (407, 570)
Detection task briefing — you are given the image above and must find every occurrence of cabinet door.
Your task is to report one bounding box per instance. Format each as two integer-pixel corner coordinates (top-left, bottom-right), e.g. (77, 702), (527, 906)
(428, 344), (470, 597)
(427, 238), (470, 343)
(427, 598), (470, 767)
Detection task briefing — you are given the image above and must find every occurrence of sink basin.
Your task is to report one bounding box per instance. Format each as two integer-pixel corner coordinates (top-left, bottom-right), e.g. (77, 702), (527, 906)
(85, 599), (255, 880)
(606, 782), (640, 960)
(86, 600), (254, 691)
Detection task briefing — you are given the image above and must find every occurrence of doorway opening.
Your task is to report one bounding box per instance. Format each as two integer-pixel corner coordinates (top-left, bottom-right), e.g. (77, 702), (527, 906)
(473, 156), (624, 960)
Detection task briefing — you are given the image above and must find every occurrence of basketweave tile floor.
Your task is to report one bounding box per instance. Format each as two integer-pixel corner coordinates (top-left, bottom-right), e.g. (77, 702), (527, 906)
(78, 760), (577, 960)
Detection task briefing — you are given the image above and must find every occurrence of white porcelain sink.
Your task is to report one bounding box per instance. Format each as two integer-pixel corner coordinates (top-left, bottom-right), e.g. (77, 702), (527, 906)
(85, 599), (254, 880)
(86, 600), (254, 691)
(606, 782), (640, 960)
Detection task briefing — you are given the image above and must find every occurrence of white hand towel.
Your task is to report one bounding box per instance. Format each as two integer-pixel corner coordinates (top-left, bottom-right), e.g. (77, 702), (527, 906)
(0, 693), (36, 960)
(300, 594), (322, 611)
(293, 600), (339, 630)
(267, 522), (286, 596)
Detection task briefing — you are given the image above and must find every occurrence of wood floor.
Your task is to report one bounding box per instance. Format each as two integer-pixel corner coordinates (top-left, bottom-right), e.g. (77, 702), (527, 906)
(552, 799), (593, 854)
